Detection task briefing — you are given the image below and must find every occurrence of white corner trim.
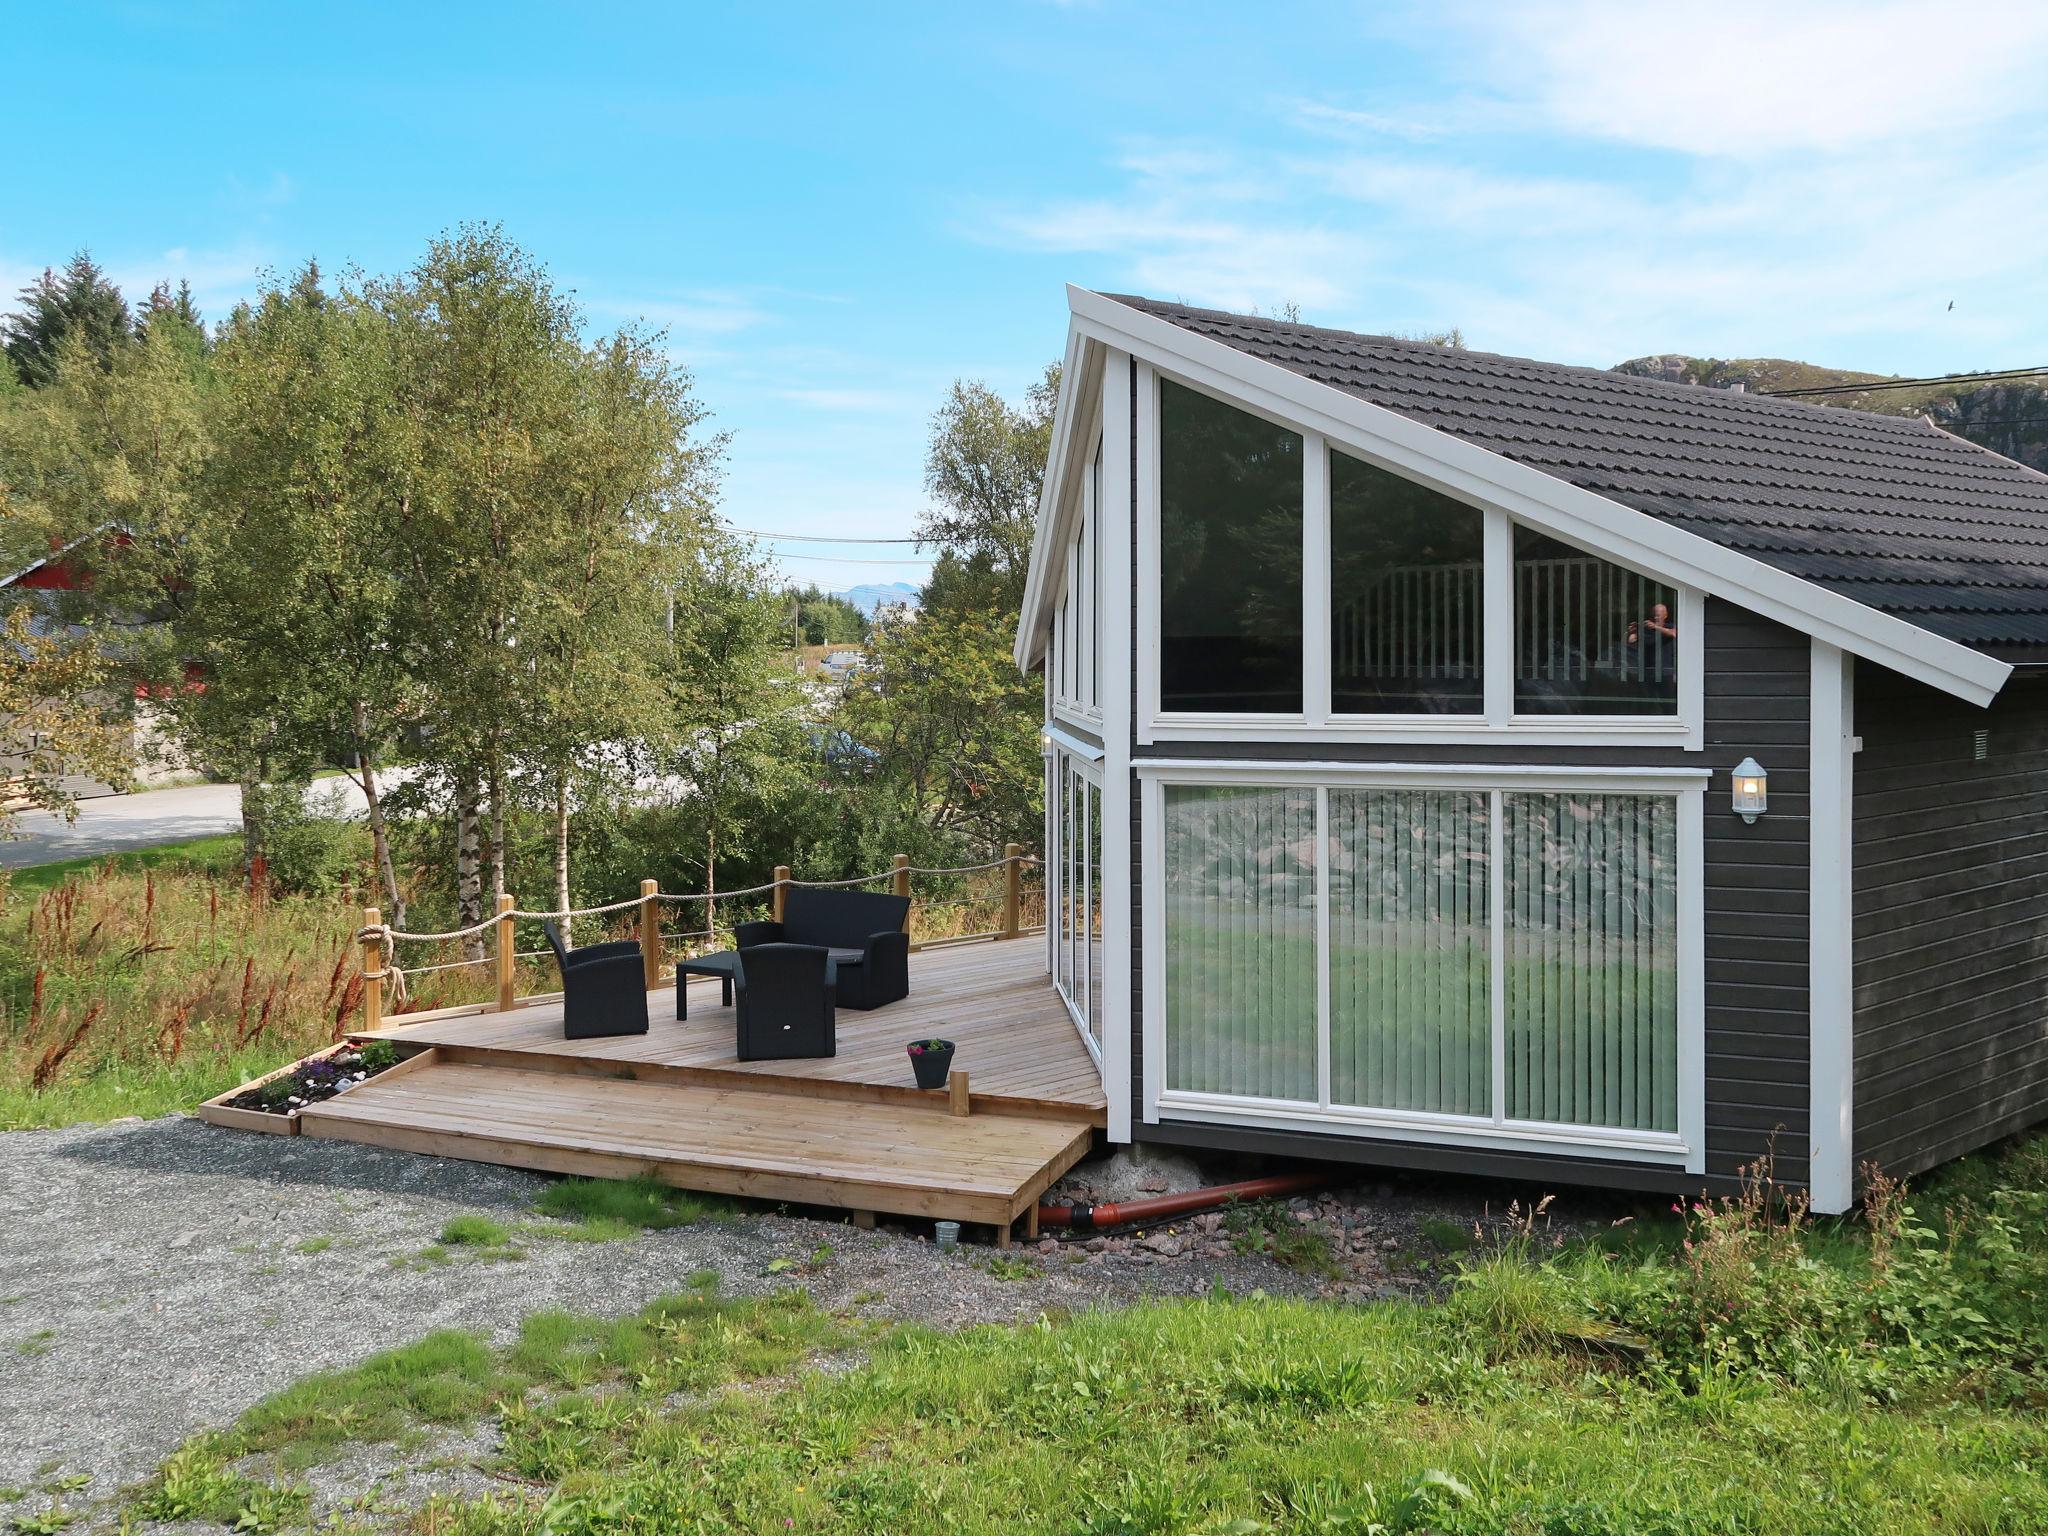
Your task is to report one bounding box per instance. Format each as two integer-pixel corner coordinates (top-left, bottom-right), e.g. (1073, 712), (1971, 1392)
(1099, 352), (1136, 1144)
(1809, 641), (1856, 1214)
(1056, 287), (2010, 708)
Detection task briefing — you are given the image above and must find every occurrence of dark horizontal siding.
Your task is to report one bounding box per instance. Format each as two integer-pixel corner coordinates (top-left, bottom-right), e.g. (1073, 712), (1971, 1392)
(1699, 602), (1809, 1187)
(1852, 668), (2048, 1182)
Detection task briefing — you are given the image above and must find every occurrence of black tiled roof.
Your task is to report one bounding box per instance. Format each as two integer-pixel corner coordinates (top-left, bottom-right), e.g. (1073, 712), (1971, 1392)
(1112, 295), (2048, 659)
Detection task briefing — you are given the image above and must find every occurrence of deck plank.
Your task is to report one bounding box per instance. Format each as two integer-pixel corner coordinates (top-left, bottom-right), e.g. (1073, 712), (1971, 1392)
(363, 936), (1106, 1121)
(297, 1060), (1094, 1228)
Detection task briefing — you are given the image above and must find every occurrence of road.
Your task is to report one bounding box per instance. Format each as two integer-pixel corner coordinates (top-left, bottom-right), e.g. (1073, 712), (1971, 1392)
(0, 778), (376, 869)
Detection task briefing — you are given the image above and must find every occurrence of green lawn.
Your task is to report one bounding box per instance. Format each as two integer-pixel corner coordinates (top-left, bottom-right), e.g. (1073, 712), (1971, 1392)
(1, 832), (243, 897)
(103, 1141), (2048, 1536)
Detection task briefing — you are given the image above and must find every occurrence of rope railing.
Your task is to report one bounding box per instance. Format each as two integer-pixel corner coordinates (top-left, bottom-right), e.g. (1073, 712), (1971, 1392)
(352, 845), (1042, 1033)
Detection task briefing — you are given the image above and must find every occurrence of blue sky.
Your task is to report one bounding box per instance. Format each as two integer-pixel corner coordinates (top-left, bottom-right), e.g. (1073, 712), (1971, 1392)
(10, 2), (2048, 589)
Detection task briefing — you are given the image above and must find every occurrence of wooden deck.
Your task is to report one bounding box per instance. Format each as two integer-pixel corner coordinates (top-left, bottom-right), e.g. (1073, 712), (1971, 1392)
(290, 938), (1102, 1242)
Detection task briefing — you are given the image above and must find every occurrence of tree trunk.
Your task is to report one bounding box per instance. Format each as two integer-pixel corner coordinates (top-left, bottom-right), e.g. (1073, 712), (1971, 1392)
(553, 773), (572, 948)
(239, 773), (262, 882)
(455, 782), (483, 962)
(704, 823), (717, 941)
(487, 760), (508, 898)
(350, 702), (405, 929)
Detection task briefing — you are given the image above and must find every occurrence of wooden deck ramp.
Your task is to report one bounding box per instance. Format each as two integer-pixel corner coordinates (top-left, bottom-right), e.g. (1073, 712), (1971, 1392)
(296, 939), (1102, 1243)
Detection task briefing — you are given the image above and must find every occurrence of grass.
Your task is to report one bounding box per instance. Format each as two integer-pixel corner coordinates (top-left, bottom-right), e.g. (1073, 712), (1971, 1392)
(0, 833), (244, 898)
(132, 1273), (2048, 1535)
(531, 1174), (734, 1240)
(0, 855), (551, 1129)
(1223, 1198), (1346, 1282)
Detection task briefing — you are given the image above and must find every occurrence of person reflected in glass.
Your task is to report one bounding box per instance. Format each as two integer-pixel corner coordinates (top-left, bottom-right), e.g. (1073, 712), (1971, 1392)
(1626, 602), (1679, 703)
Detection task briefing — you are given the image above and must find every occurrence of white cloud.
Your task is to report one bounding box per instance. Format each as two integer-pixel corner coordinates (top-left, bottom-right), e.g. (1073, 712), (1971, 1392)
(1471, 0), (2048, 158)
(974, 3), (2048, 373)
(588, 289), (772, 335)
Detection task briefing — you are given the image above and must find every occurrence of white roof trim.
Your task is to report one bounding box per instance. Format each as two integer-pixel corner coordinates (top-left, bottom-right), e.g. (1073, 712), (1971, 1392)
(1016, 287), (2010, 707)
(1014, 323), (1101, 671)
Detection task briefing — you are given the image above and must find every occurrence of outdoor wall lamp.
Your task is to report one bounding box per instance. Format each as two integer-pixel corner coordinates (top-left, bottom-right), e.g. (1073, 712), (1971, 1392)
(1731, 757), (1768, 823)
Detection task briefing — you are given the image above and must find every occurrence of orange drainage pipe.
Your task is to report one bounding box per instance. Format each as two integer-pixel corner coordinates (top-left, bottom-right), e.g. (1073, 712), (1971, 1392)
(1036, 1171), (1325, 1232)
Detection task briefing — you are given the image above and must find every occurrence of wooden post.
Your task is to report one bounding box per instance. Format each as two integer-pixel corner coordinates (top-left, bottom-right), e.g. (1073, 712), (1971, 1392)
(495, 893), (516, 1013)
(948, 1068), (970, 1118)
(771, 865), (790, 925)
(639, 879), (661, 990)
(1003, 842), (1022, 939)
(892, 853), (910, 901)
(361, 907), (384, 1034)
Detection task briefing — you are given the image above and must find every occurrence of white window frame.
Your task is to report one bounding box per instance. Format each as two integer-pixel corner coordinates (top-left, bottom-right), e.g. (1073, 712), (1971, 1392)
(1052, 428), (1106, 730)
(1137, 364), (1705, 750)
(1137, 758), (1707, 1170)
(1048, 742), (1105, 1063)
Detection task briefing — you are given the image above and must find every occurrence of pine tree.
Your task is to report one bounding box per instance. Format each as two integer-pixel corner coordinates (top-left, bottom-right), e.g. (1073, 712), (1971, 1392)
(2, 251), (135, 387)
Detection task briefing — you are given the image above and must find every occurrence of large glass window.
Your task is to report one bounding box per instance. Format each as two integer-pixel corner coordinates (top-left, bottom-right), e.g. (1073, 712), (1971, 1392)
(1330, 452), (1484, 714)
(1159, 380), (1303, 713)
(1514, 527), (1679, 715)
(1157, 779), (1683, 1142)
(1504, 793), (1678, 1131)
(1053, 752), (1102, 1049)
(1162, 785), (1318, 1099)
(1327, 789), (1491, 1114)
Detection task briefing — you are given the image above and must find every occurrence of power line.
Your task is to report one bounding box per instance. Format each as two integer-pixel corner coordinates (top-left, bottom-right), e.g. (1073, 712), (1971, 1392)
(765, 550), (934, 565)
(726, 526), (924, 544)
(1761, 365), (2048, 398)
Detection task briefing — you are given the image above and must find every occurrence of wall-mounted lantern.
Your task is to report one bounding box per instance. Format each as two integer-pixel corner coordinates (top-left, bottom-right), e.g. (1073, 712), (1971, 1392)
(1731, 757), (1768, 823)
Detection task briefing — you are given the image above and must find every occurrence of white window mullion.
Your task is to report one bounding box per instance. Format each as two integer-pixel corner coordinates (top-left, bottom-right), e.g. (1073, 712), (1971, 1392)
(1482, 510), (1513, 725)
(1488, 786), (1507, 1125)
(1302, 432), (1331, 726)
(1315, 784), (1332, 1110)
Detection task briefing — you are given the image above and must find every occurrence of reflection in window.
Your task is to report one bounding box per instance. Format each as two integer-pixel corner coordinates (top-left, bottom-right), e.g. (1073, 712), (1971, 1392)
(1514, 527), (1678, 715)
(1163, 784), (1318, 1100)
(1159, 380), (1302, 713)
(1330, 450), (1484, 714)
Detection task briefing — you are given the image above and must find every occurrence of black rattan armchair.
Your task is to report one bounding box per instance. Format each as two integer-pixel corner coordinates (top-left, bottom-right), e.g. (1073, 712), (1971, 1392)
(733, 942), (836, 1060)
(733, 887), (910, 1010)
(543, 921), (650, 1040)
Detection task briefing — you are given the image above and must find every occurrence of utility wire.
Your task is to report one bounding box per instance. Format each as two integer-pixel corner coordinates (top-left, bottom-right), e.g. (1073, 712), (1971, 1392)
(1762, 365), (2048, 398)
(766, 550), (934, 565)
(725, 526), (924, 544)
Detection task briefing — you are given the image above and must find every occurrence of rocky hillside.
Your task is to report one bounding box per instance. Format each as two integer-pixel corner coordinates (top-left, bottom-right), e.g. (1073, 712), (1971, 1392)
(1612, 354), (2048, 474)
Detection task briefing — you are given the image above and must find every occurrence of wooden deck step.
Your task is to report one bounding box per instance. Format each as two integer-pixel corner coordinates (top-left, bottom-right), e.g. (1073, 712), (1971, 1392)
(296, 1058), (1093, 1233)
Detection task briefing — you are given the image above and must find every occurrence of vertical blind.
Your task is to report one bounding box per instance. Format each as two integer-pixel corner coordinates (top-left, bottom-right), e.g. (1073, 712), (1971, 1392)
(1327, 790), (1491, 1115)
(1163, 785), (1318, 1101)
(1161, 782), (1682, 1136)
(1504, 793), (1679, 1132)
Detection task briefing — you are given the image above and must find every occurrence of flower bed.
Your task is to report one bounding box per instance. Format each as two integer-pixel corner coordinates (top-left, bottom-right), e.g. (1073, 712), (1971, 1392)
(197, 1040), (413, 1135)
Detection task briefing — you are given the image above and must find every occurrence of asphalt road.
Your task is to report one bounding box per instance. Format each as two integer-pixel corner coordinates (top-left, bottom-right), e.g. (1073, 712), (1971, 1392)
(0, 778), (375, 869)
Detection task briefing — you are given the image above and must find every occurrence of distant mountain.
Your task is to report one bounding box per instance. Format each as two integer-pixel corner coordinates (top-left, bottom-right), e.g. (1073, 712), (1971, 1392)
(1612, 354), (2048, 474)
(836, 581), (921, 617)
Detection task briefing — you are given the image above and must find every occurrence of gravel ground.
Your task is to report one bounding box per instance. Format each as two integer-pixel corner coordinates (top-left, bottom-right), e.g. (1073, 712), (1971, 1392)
(0, 1115), (1615, 1525)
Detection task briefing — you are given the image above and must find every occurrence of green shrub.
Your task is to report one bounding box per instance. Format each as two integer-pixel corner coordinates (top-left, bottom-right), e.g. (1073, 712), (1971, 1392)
(247, 781), (369, 898)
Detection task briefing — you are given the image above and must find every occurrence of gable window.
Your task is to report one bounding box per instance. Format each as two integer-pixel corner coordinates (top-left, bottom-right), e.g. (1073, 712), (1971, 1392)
(1330, 449), (1484, 715)
(1158, 379), (1302, 714)
(1050, 432), (1105, 724)
(1514, 527), (1679, 716)
(1138, 365), (1701, 746)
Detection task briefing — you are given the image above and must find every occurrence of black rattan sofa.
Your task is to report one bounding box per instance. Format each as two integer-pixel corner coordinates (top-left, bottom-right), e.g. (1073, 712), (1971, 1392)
(734, 888), (910, 1010)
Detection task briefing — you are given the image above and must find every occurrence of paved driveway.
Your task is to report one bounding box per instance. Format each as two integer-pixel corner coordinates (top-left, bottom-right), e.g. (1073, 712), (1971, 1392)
(0, 778), (379, 869)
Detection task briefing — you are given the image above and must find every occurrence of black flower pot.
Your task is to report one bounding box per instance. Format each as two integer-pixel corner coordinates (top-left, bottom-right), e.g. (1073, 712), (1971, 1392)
(908, 1039), (955, 1090)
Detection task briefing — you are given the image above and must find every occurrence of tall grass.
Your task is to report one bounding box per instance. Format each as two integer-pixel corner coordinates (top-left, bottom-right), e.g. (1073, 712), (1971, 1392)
(0, 861), (366, 1127)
